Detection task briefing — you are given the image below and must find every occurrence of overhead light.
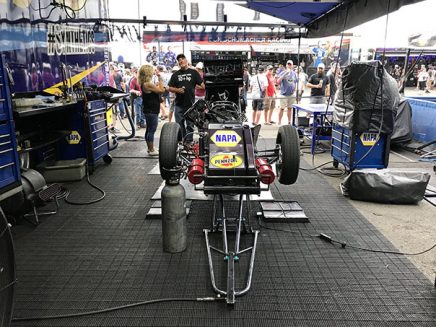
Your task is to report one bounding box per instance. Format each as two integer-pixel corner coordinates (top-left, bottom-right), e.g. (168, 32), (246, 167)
(216, 3), (225, 22)
(191, 2), (199, 20)
(179, 0), (186, 20)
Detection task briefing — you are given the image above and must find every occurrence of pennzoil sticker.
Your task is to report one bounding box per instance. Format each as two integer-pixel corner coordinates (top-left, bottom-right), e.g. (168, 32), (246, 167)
(210, 154), (243, 169)
(211, 130), (241, 147)
(360, 133), (379, 146)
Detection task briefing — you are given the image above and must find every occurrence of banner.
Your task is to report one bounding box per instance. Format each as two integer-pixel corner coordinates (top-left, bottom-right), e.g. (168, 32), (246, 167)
(0, 0), (110, 93)
(143, 30), (294, 44)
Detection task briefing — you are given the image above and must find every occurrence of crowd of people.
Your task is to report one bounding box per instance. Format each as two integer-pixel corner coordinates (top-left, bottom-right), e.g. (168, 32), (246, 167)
(109, 54), (205, 155)
(415, 64), (435, 93)
(108, 56), (346, 156)
(388, 62), (436, 93)
(243, 60), (342, 125)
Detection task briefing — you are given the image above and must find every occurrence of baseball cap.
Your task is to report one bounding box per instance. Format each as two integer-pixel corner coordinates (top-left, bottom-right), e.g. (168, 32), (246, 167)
(195, 62), (204, 69)
(317, 63), (325, 69)
(286, 60), (293, 65)
(267, 65), (274, 70)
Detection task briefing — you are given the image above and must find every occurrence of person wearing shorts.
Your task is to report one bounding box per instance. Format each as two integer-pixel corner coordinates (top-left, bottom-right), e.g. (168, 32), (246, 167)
(263, 65), (276, 125)
(275, 60), (297, 125)
(249, 66), (268, 125)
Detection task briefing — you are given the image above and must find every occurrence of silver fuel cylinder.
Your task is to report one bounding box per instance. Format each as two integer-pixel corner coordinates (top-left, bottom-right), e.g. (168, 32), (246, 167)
(161, 180), (187, 253)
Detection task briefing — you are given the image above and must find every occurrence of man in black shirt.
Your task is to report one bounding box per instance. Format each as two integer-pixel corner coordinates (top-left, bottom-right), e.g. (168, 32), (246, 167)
(306, 63), (330, 104)
(168, 54), (204, 144)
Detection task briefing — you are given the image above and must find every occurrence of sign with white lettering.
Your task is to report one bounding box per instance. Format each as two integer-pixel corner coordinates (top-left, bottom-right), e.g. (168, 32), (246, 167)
(47, 24), (95, 56)
(211, 130), (241, 147)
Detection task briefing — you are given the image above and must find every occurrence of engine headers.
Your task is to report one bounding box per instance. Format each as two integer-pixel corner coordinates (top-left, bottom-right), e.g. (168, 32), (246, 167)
(255, 158), (275, 184)
(187, 158), (205, 185)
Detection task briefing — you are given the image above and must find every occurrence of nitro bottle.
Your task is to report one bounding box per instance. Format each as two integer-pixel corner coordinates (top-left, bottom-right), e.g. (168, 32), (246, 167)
(161, 180), (187, 253)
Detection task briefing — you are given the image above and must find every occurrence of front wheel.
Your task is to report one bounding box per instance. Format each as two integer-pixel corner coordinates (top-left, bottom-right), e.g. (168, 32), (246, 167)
(103, 154), (113, 164)
(159, 122), (182, 180)
(276, 125), (300, 185)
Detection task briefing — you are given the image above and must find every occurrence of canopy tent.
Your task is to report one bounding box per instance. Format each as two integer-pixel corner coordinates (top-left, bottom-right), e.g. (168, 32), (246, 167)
(242, 0), (425, 38)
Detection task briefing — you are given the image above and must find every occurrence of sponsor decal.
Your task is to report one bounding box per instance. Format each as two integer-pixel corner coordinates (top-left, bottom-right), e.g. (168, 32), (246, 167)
(47, 24), (95, 56)
(360, 133), (379, 146)
(211, 130), (241, 147)
(66, 131), (81, 144)
(210, 154), (243, 169)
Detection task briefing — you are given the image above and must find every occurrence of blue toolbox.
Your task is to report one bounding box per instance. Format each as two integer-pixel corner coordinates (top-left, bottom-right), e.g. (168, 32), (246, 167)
(331, 123), (390, 170)
(61, 99), (111, 169)
(0, 55), (21, 199)
(85, 99), (111, 165)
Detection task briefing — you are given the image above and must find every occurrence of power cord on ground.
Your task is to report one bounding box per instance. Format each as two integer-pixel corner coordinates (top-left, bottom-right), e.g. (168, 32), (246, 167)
(12, 297), (224, 322)
(58, 165), (105, 205)
(300, 160), (348, 178)
(267, 182), (435, 256)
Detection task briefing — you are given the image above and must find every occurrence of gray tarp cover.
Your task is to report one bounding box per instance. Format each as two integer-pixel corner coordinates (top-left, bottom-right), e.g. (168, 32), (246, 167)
(342, 169), (430, 204)
(391, 97), (413, 145)
(333, 61), (400, 135)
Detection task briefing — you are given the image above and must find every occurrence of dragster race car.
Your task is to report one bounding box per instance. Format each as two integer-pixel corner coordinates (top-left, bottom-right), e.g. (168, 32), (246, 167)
(158, 57), (300, 191)
(158, 58), (300, 304)
(158, 99), (300, 192)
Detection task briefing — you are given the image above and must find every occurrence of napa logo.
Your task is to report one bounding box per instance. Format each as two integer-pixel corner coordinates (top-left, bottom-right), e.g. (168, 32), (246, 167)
(66, 131), (81, 145)
(211, 130), (241, 147)
(360, 133), (378, 146)
(210, 154), (243, 169)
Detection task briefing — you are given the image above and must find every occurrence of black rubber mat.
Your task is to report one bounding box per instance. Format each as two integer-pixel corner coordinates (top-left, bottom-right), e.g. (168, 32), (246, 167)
(10, 139), (436, 326)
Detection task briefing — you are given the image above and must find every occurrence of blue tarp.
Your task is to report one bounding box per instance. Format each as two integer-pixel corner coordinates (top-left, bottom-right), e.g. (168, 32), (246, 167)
(245, 2), (338, 26)
(243, 0), (425, 38)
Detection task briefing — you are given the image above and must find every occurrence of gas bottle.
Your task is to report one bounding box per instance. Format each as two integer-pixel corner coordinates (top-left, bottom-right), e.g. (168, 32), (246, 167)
(161, 180), (187, 253)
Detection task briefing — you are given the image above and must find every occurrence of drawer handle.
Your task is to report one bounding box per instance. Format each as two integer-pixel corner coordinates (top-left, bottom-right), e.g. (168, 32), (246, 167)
(93, 134), (108, 142)
(94, 141), (109, 150)
(0, 162), (14, 169)
(92, 126), (108, 134)
(0, 148), (12, 154)
(91, 120), (105, 126)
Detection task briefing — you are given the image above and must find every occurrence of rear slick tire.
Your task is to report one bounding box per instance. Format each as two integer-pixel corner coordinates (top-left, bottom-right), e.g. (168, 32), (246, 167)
(276, 125), (300, 185)
(159, 122), (182, 180)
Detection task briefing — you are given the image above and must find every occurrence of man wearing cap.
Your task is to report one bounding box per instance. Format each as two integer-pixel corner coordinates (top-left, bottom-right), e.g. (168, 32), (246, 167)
(249, 65), (268, 125)
(168, 54), (204, 144)
(307, 62), (330, 104)
(275, 60), (297, 125)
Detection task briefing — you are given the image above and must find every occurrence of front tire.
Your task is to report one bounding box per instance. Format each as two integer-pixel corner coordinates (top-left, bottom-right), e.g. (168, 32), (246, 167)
(103, 154), (113, 164)
(276, 125), (300, 185)
(159, 122), (182, 180)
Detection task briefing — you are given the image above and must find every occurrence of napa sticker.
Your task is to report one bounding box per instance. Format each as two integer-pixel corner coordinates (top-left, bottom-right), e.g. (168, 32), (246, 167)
(360, 133), (379, 146)
(66, 130), (81, 145)
(211, 154), (243, 169)
(211, 130), (241, 147)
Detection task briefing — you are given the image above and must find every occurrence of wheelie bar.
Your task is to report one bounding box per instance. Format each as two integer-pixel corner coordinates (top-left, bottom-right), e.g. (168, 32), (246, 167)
(203, 194), (259, 304)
